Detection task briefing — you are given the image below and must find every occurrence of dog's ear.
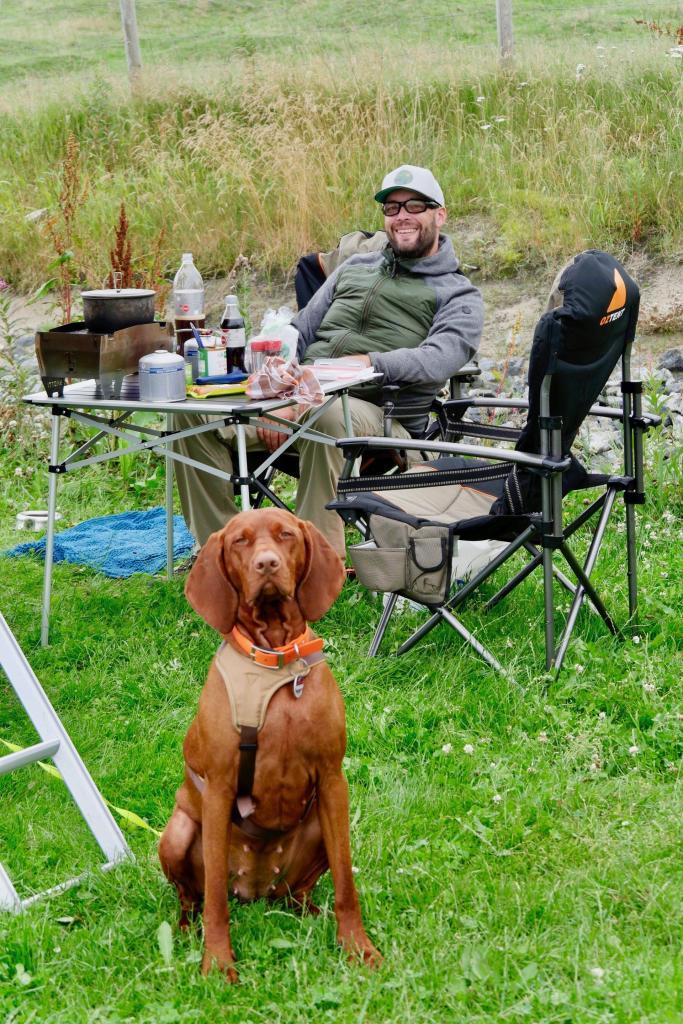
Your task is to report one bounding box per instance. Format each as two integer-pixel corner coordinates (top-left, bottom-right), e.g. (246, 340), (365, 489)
(296, 520), (346, 621)
(184, 530), (238, 634)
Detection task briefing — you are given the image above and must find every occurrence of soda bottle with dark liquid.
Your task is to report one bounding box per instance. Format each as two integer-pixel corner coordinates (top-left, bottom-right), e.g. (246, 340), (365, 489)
(220, 295), (247, 373)
(173, 253), (205, 354)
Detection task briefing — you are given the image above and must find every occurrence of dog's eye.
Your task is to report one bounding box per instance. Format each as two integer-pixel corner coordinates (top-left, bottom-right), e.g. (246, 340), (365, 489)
(233, 536), (250, 546)
(279, 530), (295, 540)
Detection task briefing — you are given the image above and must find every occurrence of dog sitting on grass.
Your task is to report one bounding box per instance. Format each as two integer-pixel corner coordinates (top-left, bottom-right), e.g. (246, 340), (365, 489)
(159, 508), (380, 979)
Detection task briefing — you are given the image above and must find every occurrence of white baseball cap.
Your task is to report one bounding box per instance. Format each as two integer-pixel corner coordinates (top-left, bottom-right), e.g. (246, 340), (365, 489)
(374, 165), (445, 207)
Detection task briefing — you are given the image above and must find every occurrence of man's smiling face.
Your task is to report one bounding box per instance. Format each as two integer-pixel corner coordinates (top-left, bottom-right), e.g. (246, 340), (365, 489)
(383, 188), (447, 259)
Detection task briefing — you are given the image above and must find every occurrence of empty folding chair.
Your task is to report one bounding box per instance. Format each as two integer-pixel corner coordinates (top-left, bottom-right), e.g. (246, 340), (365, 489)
(328, 250), (660, 674)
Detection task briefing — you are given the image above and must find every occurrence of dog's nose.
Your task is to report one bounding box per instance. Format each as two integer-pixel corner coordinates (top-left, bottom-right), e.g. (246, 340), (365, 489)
(253, 550), (281, 575)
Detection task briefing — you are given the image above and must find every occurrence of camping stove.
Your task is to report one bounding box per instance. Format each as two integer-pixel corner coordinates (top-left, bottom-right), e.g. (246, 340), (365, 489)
(35, 321), (174, 398)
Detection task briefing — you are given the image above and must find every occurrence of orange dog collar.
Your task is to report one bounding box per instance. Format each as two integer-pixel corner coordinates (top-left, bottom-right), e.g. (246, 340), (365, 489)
(231, 626), (324, 669)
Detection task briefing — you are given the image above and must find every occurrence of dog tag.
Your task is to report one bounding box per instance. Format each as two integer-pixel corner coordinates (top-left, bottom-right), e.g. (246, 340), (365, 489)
(292, 676), (305, 699)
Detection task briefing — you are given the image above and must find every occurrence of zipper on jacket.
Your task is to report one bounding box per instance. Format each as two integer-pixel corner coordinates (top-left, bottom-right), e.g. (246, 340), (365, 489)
(358, 273), (385, 337)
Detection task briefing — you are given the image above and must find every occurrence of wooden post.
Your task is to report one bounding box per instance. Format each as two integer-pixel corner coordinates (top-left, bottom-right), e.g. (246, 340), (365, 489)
(119, 0), (143, 82)
(496, 0), (514, 61)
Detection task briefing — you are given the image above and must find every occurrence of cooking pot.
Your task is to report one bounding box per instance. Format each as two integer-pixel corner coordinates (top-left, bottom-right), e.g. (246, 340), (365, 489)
(81, 288), (156, 333)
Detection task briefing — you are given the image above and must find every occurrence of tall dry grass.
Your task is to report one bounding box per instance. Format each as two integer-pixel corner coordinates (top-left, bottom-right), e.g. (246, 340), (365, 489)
(0, 44), (681, 293)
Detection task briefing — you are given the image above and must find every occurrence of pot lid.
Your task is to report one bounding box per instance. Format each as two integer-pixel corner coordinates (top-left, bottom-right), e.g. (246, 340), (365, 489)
(81, 288), (156, 298)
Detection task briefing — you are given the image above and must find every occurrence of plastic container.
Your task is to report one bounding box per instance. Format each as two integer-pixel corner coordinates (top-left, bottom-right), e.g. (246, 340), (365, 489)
(246, 338), (282, 372)
(184, 337), (200, 383)
(220, 294), (247, 372)
(139, 349), (186, 403)
(173, 253), (205, 352)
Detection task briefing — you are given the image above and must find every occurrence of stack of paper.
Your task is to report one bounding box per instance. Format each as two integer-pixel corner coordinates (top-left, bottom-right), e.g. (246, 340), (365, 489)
(312, 360), (375, 383)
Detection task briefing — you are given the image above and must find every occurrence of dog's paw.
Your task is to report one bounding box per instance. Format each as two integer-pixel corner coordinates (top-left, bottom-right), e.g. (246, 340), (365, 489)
(201, 949), (239, 983)
(340, 933), (383, 969)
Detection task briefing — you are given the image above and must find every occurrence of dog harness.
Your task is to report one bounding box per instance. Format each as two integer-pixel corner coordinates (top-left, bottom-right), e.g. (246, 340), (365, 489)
(188, 627), (326, 842)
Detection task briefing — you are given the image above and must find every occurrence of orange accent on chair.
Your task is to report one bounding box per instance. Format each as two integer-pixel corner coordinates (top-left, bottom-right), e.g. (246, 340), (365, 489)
(606, 268), (627, 313)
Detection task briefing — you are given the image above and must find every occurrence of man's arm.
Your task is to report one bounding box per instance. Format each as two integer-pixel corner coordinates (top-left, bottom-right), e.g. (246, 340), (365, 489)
(291, 263), (346, 359)
(368, 282), (484, 385)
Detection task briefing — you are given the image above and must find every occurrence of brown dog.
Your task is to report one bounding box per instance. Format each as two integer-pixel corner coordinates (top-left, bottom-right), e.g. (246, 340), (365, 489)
(159, 508), (380, 979)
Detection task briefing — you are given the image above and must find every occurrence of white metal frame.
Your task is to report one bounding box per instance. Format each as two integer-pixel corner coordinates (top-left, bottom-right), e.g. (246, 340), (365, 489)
(0, 611), (132, 912)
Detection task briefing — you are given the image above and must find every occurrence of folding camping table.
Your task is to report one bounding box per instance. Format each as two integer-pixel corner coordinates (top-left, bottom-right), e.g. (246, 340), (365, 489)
(23, 370), (377, 646)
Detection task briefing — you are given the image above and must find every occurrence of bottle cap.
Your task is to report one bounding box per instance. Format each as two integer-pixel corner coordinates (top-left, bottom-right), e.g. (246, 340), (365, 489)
(224, 294), (238, 303)
(182, 252), (193, 261)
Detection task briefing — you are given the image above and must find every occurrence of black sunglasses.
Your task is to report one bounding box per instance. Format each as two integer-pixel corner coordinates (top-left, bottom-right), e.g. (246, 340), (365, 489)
(382, 198), (440, 216)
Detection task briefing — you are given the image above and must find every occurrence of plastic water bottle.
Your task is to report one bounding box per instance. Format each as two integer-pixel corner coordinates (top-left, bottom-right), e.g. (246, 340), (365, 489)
(220, 295), (247, 373)
(173, 253), (205, 353)
(183, 336), (199, 384)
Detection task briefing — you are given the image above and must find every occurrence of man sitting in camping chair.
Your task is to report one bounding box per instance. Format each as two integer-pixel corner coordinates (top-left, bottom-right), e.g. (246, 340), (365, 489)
(173, 164), (484, 557)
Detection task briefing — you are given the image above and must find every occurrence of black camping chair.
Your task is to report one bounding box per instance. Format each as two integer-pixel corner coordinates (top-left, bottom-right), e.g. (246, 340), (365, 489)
(245, 234), (481, 508)
(327, 251), (661, 675)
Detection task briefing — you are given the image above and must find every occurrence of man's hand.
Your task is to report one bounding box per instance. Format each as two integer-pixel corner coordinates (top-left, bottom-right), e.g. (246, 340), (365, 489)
(257, 404), (304, 453)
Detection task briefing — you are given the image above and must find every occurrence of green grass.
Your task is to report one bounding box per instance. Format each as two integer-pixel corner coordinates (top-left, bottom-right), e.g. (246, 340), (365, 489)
(1, 3), (682, 293)
(2, 0), (679, 88)
(0, 383), (681, 1021)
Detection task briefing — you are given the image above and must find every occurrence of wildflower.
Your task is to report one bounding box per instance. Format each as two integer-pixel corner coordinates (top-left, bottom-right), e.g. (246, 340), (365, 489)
(643, 682), (656, 693)
(475, 95), (485, 104)
(351, 866), (360, 875)
(14, 467), (23, 477)
(576, 63), (587, 79)
(598, 711), (607, 720)
(628, 744), (640, 756)
(463, 743), (475, 755)
(0, 277), (8, 291)
(442, 743), (453, 755)
(493, 116), (506, 123)
(538, 731), (549, 744)
(590, 966), (605, 980)
(632, 635), (641, 644)
(480, 123), (493, 131)
(575, 664), (585, 674)
(492, 794), (502, 804)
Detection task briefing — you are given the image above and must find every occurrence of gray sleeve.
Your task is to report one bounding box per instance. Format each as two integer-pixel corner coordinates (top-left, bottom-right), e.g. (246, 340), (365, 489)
(369, 281), (484, 385)
(291, 262), (349, 360)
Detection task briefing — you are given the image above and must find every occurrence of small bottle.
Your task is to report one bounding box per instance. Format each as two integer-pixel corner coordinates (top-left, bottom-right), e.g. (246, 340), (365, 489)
(220, 294), (247, 373)
(184, 336), (199, 384)
(173, 253), (205, 354)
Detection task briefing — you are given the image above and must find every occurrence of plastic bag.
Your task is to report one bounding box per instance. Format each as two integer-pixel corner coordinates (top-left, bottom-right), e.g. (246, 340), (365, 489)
(247, 306), (299, 365)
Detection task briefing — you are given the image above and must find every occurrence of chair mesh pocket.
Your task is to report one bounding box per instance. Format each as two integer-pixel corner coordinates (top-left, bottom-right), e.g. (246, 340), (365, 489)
(350, 518), (454, 605)
(349, 540), (407, 594)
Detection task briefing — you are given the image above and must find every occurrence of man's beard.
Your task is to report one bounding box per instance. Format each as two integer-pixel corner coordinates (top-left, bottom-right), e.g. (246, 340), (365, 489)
(387, 220), (439, 260)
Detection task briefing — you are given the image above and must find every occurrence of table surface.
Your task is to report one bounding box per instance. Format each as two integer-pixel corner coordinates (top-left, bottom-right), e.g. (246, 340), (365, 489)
(23, 369), (379, 416)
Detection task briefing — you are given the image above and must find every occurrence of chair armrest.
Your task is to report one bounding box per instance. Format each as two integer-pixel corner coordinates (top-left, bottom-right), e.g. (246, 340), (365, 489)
(442, 396), (530, 415)
(336, 435), (571, 473)
(587, 403), (662, 428)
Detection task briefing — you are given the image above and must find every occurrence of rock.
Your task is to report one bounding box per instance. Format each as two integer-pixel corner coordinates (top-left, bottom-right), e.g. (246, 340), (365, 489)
(658, 348), (683, 373)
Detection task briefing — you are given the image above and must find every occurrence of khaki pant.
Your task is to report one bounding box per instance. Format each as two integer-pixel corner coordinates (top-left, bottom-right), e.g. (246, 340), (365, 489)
(172, 397), (412, 556)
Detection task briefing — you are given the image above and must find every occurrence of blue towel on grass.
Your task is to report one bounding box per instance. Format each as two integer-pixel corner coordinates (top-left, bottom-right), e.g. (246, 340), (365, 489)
(5, 508), (194, 578)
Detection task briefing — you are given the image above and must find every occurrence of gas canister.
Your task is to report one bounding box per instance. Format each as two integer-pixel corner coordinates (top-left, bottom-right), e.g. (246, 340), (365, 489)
(138, 349), (186, 403)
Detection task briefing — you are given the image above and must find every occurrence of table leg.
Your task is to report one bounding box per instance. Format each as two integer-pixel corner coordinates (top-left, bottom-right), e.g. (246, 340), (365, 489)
(165, 413), (174, 579)
(235, 423), (251, 511)
(40, 412), (62, 647)
(341, 390), (352, 437)
(339, 390), (361, 477)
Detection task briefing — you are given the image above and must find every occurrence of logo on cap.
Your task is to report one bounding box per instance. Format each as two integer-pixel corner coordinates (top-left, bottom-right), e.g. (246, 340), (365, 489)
(393, 169), (413, 185)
